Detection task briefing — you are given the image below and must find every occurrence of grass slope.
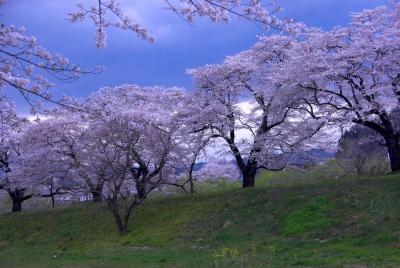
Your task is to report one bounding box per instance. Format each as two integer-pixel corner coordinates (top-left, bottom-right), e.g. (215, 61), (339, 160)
(1, 174), (400, 267)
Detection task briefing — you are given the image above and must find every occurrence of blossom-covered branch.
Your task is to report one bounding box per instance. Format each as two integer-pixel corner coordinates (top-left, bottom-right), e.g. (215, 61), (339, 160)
(68, 0), (281, 48)
(0, 23), (101, 110)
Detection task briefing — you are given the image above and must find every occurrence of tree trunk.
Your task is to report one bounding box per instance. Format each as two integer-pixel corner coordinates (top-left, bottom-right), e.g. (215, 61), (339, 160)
(242, 164), (257, 188)
(107, 198), (134, 236)
(385, 135), (400, 172)
(91, 182), (104, 202)
(113, 211), (126, 235)
(137, 185), (147, 200)
(189, 163), (195, 194)
(8, 188), (31, 213)
(92, 191), (102, 202)
(12, 197), (22, 212)
(107, 198), (126, 235)
(189, 177), (194, 194)
(361, 115), (400, 172)
(359, 119), (400, 173)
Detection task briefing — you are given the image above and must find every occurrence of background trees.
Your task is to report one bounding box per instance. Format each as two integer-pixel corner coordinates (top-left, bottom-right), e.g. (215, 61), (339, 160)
(21, 113), (107, 202)
(336, 125), (388, 176)
(174, 130), (211, 194)
(0, 95), (33, 212)
(193, 159), (240, 182)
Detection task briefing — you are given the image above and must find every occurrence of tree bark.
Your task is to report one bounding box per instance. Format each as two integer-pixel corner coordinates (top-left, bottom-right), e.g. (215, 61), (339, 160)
(226, 139), (255, 188)
(11, 197), (22, 212)
(51, 195), (55, 209)
(137, 185), (147, 200)
(113, 209), (126, 235)
(242, 163), (257, 188)
(189, 177), (194, 194)
(8, 188), (32, 212)
(359, 118), (400, 172)
(385, 135), (400, 172)
(92, 191), (102, 202)
(107, 198), (136, 236)
(91, 182), (104, 202)
(189, 162), (195, 194)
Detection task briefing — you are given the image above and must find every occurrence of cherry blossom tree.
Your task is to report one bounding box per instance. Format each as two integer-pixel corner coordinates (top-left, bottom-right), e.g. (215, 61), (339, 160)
(181, 134), (210, 193)
(21, 85), (183, 233)
(193, 159), (240, 182)
(68, 0), (282, 48)
(187, 35), (325, 188)
(79, 84), (185, 234)
(0, 95), (33, 212)
(277, 2), (400, 171)
(21, 114), (109, 203)
(173, 112), (212, 193)
(94, 115), (179, 234)
(16, 119), (81, 208)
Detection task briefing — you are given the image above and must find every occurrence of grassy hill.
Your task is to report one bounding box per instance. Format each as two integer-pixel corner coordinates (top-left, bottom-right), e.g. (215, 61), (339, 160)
(1, 173), (400, 267)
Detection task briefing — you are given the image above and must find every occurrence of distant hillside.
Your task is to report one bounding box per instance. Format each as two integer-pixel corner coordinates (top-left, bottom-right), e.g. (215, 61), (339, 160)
(0, 174), (400, 267)
(192, 149), (335, 175)
(289, 149), (335, 166)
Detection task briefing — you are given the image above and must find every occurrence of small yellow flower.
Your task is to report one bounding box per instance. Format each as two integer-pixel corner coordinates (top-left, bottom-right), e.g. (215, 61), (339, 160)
(250, 242), (257, 255)
(269, 245), (276, 255)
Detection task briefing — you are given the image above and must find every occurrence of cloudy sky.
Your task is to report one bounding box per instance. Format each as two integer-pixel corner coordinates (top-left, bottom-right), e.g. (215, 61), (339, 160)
(3, 0), (388, 114)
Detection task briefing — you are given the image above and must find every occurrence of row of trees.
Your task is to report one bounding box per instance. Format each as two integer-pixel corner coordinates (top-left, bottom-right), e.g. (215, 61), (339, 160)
(1, 2), (399, 234)
(336, 125), (388, 176)
(0, 86), (240, 234)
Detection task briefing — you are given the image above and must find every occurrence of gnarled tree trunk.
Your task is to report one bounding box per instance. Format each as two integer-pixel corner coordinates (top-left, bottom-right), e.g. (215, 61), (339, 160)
(8, 188), (32, 212)
(11, 196), (22, 212)
(137, 184), (147, 200)
(242, 163), (257, 188)
(385, 135), (400, 172)
(91, 191), (102, 202)
(360, 117), (400, 173)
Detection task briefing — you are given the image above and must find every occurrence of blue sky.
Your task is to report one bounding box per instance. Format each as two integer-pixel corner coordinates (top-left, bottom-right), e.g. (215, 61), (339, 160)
(3, 0), (389, 114)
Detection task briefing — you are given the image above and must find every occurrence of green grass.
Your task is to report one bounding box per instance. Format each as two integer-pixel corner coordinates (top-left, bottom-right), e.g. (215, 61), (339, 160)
(1, 173), (400, 267)
(282, 197), (335, 236)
